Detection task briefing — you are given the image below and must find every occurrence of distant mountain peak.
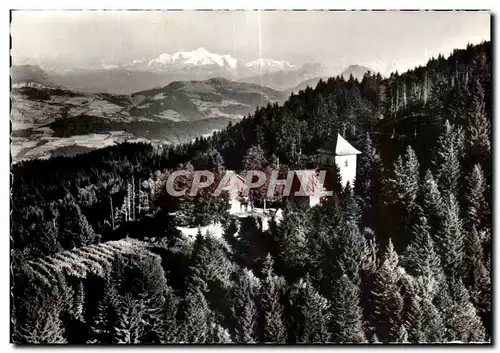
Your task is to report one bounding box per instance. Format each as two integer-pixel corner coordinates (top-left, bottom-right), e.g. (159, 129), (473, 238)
(245, 58), (295, 73)
(11, 64), (51, 85)
(147, 48), (238, 70)
(341, 64), (373, 80)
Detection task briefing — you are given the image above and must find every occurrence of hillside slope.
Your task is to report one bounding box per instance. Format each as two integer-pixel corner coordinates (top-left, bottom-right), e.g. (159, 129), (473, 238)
(10, 74), (285, 162)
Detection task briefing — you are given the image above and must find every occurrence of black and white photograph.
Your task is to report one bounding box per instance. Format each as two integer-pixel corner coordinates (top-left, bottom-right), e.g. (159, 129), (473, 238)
(9, 9), (492, 344)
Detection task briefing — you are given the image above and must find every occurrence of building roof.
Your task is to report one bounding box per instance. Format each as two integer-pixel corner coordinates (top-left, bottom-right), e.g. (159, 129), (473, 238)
(317, 133), (361, 156)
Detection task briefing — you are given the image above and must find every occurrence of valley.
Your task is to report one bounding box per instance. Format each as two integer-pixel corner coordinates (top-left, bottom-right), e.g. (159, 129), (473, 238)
(10, 74), (286, 162)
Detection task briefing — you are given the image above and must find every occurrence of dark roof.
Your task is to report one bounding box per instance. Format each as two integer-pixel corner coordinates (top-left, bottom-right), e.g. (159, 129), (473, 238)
(317, 133), (361, 156)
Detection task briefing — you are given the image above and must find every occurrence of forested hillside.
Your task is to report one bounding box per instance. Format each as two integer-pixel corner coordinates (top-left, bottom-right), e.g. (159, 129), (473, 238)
(11, 41), (492, 344)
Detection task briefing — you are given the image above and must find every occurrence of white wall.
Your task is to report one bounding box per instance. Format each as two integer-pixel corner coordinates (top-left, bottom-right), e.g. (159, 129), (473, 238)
(229, 198), (241, 215)
(335, 154), (357, 188)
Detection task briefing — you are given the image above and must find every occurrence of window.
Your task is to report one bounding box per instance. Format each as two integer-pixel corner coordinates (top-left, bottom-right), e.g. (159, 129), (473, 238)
(344, 159), (348, 167)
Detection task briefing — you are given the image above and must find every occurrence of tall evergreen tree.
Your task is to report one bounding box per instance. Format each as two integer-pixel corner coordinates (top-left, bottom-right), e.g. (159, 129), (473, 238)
(230, 269), (258, 343)
(419, 170), (444, 236)
(152, 286), (179, 344)
(403, 215), (442, 285)
(87, 290), (115, 344)
(383, 145), (420, 248)
(419, 298), (446, 343)
(330, 275), (365, 343)
(355, 133), (384, 231)
(178, 288), (210, 343)
(292, 278), (332, 343)
(466, 77), (491, 166)
(434, 120), (464, 196)
(436, 194), (465, 278)
(464, 164), (488, 233)
(463, 226), (490, 321)
(371, 240), (404, 343)
(113, 294), (145, 344)
(336, 221), (365, 285)
(260, 254), (287, 343)
(444, 277), (486, 343)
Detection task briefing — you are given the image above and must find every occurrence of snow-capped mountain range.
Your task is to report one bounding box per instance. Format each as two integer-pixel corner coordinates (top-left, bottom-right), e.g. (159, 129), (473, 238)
(244, 58), (295, 72)
(147, 48), (239, 70)
(121, 47), (294, 75)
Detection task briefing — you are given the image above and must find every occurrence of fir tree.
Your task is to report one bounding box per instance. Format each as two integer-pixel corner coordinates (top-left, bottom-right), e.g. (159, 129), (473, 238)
(18, 310), (67, 344)
(178, 288), (210, 343)
(294, 278), (332, 343)
(260, 254), (287, 343)
(336, 221), (365, 285)
(445, 278), (486, 343)
(113, 294), (145, 344)
(403, 215), (442, 283)
(330, 275), (365, 343)
(464, 226), (490, 319)
(355, 133), (384, 230)
(360, 235), (379, 338)
(87, 291), (114, 344)
(419, 170), (444, 236)
(371, 240), (404, 343)
(72, 280), (85, 323)
(153, 286), (180, 343)
(385, 145), (420, 213)
(466, 77), (491, 166)
(419, 298), (445, 343)
(436, 194), (465, 278)
(231, 269), (258, 343)
(464, 164), (488, 232)
(434, 120), (464, 196)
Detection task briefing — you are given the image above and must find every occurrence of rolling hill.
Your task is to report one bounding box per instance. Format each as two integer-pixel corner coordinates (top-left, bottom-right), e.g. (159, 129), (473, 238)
(10, 72), (285, 162)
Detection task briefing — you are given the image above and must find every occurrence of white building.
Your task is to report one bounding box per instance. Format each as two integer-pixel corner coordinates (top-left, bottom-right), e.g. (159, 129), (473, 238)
(317, 133), (362, 188)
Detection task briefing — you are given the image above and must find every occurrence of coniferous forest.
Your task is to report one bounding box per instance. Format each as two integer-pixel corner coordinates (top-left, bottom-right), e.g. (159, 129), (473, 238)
(11, 41), (492, 344)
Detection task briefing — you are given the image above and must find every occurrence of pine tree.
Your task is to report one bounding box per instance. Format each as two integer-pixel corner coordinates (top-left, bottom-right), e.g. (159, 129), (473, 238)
(360, 235), (378, 338)
(383, 145), (420, 247)
(403, 215), (442, 283)
(260, 254), (287, 343)
(18, 310), (67, 344)
(464, 164), (488, 232)
(330, 275), (365, 343)
(293, 278), (332, 343)
(464, 226), (490, 318)
(355, 133), (384, 230)
(419, 298), (445, 343)
(87, 293), (113, 344)
(336, 221), (365, 285)
(445, 278), (486, 342)
(152, 286), (179, 343)
(434, 120), (464, 196)
(113, 294), (145, 344)
(371, 240), (403, 343)
(72, 280), (85, 322)
(466, 77), (491, 166)
(419, 170), (444, 236)
(178, 289), (210, 343)
(231, 269), (258, 343)
(243, 145), (267, 171)
(436, 194), (465, 278)
(385, 145), (420, 213)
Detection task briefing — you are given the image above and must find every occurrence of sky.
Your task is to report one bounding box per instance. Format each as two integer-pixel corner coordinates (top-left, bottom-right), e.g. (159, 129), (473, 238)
(11, 10), (491, 74)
